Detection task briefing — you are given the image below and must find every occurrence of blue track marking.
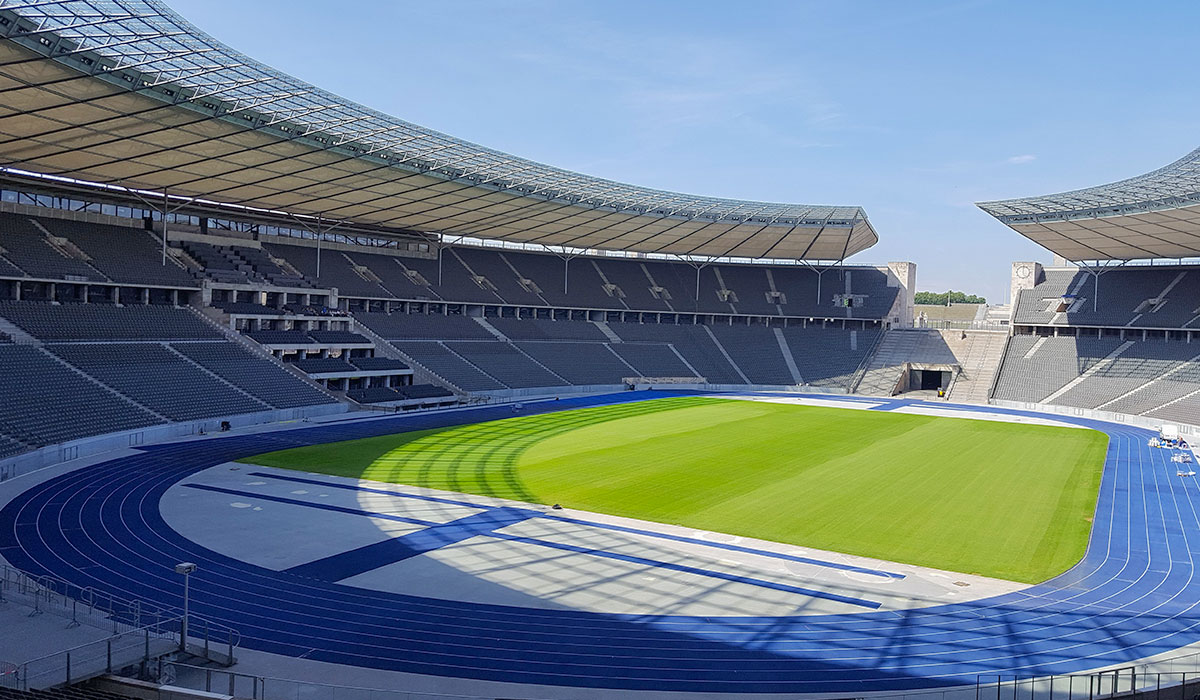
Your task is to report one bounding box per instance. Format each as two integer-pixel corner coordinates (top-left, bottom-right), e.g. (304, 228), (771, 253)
(285, 507), (537, 582)
(182, 483), (440, 528)
(3, 390), (1200, 693)
(248, 470), (906, 580)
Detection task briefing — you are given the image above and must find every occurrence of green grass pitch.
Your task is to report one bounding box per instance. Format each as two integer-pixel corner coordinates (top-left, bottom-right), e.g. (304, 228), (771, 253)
(241, 396), (1109, 583)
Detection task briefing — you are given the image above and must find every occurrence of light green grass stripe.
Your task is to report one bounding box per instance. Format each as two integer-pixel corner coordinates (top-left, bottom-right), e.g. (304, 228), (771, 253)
(242, 397), (1108, 583)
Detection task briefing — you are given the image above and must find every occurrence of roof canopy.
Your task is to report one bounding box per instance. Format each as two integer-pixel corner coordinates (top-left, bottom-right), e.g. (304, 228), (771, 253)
(978, 147), (1200, 260)
(0, 1), (878, 261)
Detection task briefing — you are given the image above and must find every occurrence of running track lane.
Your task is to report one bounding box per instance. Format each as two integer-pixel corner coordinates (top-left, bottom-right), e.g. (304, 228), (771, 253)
(2, 391), (1200, 693)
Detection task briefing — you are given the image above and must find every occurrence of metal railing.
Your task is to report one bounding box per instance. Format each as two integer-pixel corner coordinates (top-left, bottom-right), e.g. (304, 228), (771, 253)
(918, 319), (1010, 330)
(165, 662), (531, 700)
(3, 619), (179, 691)
(972, 659), (1200, 700)
(1, 563), (164, 635)
(157, 655), (1200, 700)
(0, 563), (240, 688)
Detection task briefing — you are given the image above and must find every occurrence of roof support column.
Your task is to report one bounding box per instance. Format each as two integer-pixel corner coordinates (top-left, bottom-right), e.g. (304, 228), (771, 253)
(288, 213), (343, 285)
(438, 241), (445, 287)
(551, 250), (578, 295)
(688, 261), (711, 303)
(161, 188), (169, 267)
(1073, 260), (1124, 313)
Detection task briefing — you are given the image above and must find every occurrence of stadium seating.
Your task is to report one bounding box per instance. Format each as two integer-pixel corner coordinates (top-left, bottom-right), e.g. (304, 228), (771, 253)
(246, 330), (313, 344)
(0, 301), (219, 341)
(293, 357), (357, 374)
(181, 240), (255, 284)
(708, 325), (796, 385)
(0, 294), (339, 457)
(513, 341), (633, 385)
(608, 342), (696, 377)
(992, 336), (1125, 404)
(1013, 265), (1200, 329)
(0, 345), (163, 446)
(786, 327), (879, 388)
(38, 218), (198, 287)
(486, 317), (608, 341)
(347, 383), (456, 404)
(391, 341), (506, 392)
(49, 343), (267, 420)
(607, 323), (743, 384)
(992, 335), (1200, 425)
(445, 341), (568, 388)
(172, 342), (334, 408)
(233, 245), (314, 288)
(0, 213), (106, 281)
(308, 330), (369, 344)
(349, 356), (409, 371)
(0, 213), (914, 460)
(260, 240), (899, 319)
(355, 312), (494, 340)
(401, 383), (455, 399)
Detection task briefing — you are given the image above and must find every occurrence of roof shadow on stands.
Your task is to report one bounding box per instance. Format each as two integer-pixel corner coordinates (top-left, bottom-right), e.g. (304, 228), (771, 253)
(1013, 266), (1200, 329)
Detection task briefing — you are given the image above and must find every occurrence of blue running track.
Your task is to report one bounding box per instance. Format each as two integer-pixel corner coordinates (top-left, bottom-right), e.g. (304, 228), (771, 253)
(2, 391), (1200, 693)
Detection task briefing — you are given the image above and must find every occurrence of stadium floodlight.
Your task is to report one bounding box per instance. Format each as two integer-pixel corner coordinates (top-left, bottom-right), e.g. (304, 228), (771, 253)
(174, 562), (197, 652)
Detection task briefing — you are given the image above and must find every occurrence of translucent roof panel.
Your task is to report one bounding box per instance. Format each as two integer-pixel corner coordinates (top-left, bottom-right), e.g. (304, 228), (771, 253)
(0, 0), (878, 261)
(977, 146), (1200, 260)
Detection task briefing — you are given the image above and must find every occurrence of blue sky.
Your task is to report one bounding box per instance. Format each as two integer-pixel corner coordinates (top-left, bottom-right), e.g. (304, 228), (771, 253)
(168, 0), (1199, 304)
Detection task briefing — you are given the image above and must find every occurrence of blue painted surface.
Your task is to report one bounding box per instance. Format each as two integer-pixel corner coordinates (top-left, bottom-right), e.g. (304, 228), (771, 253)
(1, 391), (1198, 693)
(285, 507), (536, 582)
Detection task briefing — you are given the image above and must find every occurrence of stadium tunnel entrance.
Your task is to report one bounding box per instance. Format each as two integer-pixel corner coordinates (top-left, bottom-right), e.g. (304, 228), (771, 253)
(898, 364), (956, 395)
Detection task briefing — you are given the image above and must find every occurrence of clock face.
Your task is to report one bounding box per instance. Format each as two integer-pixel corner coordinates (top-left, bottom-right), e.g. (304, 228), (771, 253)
(1016, 264), (1031, 279)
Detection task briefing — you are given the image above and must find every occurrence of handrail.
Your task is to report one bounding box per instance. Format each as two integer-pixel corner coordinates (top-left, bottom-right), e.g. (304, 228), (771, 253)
(0, 563), (240, 668)
(848, 326), (888, 393)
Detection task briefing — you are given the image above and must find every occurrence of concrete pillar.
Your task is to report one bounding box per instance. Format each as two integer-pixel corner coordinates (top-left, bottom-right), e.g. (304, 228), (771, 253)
(885, 261), (916, 329)
(1010, 262), (1044, 308)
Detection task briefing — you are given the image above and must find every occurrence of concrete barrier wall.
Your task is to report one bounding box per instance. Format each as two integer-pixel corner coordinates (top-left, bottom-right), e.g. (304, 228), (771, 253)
(990, 399), (1199, 436)
(0, 403), (349, 481)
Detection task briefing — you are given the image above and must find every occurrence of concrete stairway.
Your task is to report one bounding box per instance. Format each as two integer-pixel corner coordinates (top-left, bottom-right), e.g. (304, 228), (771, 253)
(854, 329), (1006, 401)
(854, 330), (934, 396)
(944, 330), (1009, 404)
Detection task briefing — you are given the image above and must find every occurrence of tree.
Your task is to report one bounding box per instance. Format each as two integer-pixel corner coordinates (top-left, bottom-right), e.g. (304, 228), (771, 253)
(914, 290), (987, 305)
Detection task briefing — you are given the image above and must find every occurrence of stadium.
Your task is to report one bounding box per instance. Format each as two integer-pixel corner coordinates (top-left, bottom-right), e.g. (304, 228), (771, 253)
(0, 2), (1198, 699)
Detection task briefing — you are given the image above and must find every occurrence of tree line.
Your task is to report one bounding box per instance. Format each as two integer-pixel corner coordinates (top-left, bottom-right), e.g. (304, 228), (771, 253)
(914, 291), (987, 305)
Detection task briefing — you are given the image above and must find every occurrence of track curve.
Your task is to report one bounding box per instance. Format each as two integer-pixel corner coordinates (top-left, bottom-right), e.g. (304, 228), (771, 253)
(2, 392), (1200, 694)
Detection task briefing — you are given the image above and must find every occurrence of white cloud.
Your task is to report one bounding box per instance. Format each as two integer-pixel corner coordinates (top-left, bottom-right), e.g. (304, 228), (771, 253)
(1006, 154), (1037, 165)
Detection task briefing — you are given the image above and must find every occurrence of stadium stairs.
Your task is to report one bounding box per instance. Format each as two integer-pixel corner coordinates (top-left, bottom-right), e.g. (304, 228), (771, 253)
(350, 318), (469, 396)
(852, 328), (1008, 402)
(943, 330), (1008, 403)
(188, 305), (343, 404)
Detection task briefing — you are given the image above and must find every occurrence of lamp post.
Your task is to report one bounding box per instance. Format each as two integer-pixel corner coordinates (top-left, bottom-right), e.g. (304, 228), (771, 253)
(174, 562), (197, 653)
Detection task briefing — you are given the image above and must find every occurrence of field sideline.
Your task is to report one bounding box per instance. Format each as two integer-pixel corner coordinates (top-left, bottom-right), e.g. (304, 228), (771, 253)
(241, 396), (1109, 582)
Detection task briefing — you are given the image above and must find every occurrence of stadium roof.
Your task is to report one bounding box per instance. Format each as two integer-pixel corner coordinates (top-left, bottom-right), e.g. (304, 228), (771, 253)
(0, 1), (878, 262)
(978, 147), (1200, 261)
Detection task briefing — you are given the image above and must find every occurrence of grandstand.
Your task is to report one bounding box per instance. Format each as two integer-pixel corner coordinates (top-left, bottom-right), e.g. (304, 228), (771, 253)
(0, 0), (923, 474)
(3, 0), (1200, 698)
(979, 147), (1200, 424)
